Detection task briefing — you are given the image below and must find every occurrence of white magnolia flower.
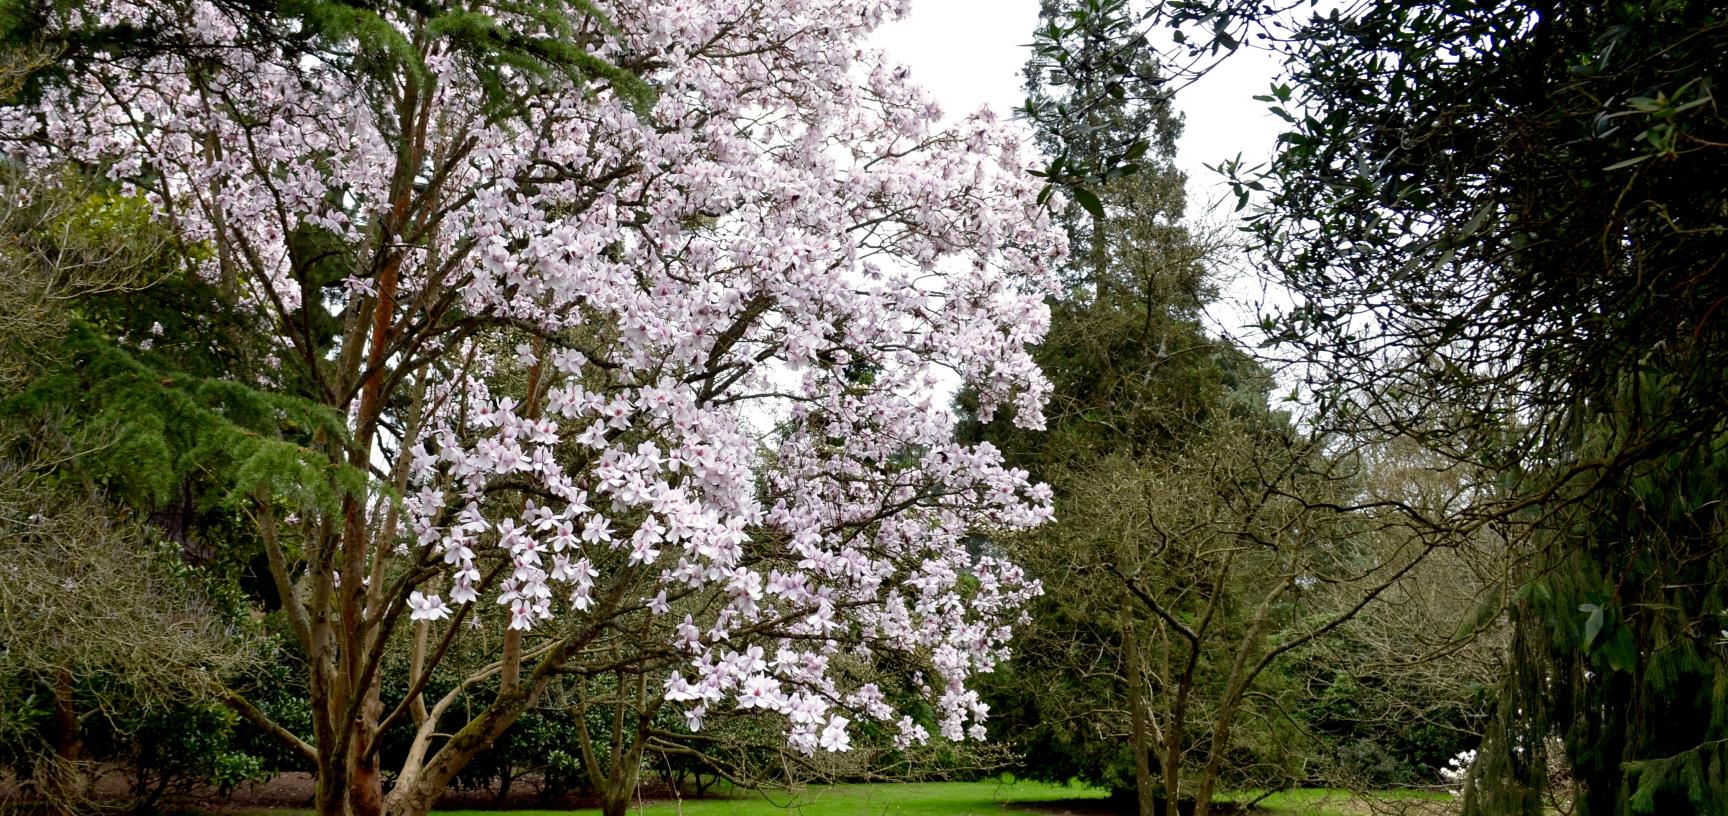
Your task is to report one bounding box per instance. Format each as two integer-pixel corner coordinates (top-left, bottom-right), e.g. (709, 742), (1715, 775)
(407, 591), (452, 622)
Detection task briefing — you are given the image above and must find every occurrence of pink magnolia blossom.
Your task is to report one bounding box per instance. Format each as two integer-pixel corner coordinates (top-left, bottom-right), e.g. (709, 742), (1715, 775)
(407, 591), (452, 622)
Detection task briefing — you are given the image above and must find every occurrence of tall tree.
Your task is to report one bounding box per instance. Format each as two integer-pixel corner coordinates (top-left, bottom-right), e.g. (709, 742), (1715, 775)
(0, 2), (1067, 815)
(991, 6), (1460, 815)
(986, 2), (1221, 811)
(994, 2), (1310, 813)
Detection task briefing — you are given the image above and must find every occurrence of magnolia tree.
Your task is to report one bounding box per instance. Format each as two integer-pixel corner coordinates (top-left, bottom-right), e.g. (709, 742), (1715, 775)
(1, 0), (1065, 814)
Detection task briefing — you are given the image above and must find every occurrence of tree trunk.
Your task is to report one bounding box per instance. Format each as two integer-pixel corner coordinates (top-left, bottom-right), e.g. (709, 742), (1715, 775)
(1163, 648), (1194, 816)
(314, 749), (348, 816)
(383, 681), (543, 816)
(600, 781), (635, 816)
(492, 731), (516, 806)
(1190, 707), (1235, 816)
(41, 668), (83, 816)
(1124, 613), (1157, 816)
(349, 721), (385, 816)
(599, 747), (642, 816)
(1161, 726), (1185, 816)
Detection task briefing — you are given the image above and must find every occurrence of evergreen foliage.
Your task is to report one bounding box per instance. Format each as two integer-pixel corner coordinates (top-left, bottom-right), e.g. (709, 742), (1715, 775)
(0, 0), (653, 114)
(5, 321), (364, 513)
(977, 2), (1341, 811)
(1021, 0), (1169, 212)
(980, 0), (1210, 793)
(1147, 0), (1728, 811)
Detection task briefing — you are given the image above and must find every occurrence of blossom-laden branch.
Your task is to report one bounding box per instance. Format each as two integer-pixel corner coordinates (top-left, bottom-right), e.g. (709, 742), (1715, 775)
(3, 0), (1069, 811)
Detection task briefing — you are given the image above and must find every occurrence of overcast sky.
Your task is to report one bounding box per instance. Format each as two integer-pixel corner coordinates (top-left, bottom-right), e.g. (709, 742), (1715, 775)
(871, 1), (1290, 340)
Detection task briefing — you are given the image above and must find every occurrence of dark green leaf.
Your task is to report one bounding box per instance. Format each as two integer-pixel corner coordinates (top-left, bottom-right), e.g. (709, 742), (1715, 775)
(1072, 186), (1105, 220)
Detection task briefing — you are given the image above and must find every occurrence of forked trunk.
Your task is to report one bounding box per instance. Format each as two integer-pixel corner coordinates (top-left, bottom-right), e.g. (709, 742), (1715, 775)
(599, 762), (641, 816)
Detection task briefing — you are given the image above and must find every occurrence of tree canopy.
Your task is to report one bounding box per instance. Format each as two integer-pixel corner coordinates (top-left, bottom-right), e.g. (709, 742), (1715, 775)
(1163, 0), (1728, 811)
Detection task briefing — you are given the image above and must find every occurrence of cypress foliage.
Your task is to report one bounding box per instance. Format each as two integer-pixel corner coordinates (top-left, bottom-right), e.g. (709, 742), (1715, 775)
(0, 164), (366, 521)
(4, 320), (364, 514)
(1469, 376), (1728, 815)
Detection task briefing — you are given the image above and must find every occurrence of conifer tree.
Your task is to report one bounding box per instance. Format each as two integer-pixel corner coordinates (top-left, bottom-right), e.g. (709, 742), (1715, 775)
(985, 6), (1462, 815)
(981, 2), (1301, 813)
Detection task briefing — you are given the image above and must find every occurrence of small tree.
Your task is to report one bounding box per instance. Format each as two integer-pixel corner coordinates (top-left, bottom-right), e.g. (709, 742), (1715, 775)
(0, 464), (260, 814)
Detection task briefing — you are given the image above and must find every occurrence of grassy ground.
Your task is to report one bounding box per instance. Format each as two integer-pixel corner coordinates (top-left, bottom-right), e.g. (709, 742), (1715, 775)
(229, 780), (1455, 816)
(229, 780), (1096, 816)
(1218, 788), (1454, 816)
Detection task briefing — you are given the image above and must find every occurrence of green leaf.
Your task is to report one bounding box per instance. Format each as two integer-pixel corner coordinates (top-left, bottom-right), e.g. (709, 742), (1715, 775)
(1581, 603), (1604, 649)
(1602, 628), (1637, 672)
(1072, 186), (1106, 220)
(1604, 154), (1652, 171)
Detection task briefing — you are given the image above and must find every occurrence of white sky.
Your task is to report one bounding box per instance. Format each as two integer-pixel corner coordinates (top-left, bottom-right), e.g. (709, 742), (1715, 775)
(871, 1), (1289, 341)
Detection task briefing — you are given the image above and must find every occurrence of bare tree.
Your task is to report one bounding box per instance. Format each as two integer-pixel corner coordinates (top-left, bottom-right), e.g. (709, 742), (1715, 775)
(1012, 407), (1468, 816)
(0, 457), (259, 815)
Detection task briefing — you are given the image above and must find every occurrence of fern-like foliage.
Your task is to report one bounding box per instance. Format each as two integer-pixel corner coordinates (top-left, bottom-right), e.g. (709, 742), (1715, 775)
(3, 321), (366, 515)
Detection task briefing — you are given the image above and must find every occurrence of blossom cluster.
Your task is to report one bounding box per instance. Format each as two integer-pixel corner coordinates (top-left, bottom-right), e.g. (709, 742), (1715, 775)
(1440, 748), (1476, 795)
(6, 0), (1068, 753)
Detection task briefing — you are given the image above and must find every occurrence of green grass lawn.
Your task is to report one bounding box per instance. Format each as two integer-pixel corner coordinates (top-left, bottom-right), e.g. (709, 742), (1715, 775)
(510, 779), (1098, 816)
(231, 780), (1455, 816)
(227, 779), (1099, 816)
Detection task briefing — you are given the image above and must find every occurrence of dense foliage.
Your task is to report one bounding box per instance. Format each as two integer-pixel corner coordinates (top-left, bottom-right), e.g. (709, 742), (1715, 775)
(975, 4), (1473, 815)
(1160, 0), (1728, 812)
